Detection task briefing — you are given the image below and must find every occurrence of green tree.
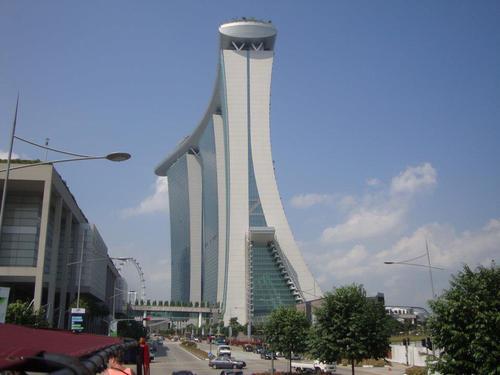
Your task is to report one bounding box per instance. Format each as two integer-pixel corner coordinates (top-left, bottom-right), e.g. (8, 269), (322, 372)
(6, 300), (48, 327)
(264, 306), (310, 373)
(428, 264), (499, 374)
(152, 300), (157, 306)
(387, 316), (405, 335)
(309, 284), (391, 375)
(229, 317), (244, 338)
(164, 300), (169, 306)
(117, 320), (147, 340)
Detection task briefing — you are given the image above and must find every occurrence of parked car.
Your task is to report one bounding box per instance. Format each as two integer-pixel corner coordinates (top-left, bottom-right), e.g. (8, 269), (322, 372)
(254, 345), (264, 354)
(219, 371), (243, 375)
(217, 345), (231, 356)
(209, 356), (246, 369)
(243, 344), (254, 352)
(260, 350), (277, 360)
(291, 360), (337, 374)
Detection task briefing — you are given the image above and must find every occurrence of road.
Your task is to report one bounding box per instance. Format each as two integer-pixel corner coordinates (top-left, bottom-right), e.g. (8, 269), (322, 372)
(146, 341), (408, 375)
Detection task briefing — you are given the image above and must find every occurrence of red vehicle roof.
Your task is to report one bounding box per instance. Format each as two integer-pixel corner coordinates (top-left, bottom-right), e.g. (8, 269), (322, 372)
(0, 324), (122, 370)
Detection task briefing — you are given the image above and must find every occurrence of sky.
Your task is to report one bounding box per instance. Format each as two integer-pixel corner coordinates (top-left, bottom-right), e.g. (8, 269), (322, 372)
(1, 1), (499, 309)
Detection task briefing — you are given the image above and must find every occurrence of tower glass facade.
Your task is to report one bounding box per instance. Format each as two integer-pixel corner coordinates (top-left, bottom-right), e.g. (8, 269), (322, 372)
(199, 121), (219, 304)
(250, 244), (297, 322)
(167, 155), (191, 302)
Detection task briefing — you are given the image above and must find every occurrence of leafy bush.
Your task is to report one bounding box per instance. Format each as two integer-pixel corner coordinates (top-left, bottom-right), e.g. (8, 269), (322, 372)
(6, 300), (48, 327)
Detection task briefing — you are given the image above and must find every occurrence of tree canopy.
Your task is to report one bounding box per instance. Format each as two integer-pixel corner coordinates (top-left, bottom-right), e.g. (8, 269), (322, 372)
(117, 320), (147, 340)
(428, 263), (499, 374)
(6, 300), (48, 327)
(229, 317), (244, 337)
(309, 284), (391, 375)
(264, 306), (310, 372)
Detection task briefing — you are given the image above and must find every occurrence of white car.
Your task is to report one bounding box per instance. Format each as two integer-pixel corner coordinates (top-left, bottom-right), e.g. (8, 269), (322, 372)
(217, 345), (231, 356)
(291, 360), (337, 374)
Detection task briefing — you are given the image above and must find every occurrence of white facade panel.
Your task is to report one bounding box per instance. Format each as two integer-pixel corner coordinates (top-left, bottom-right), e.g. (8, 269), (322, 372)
(248, 51), (322, 300)
(213, 114), (227, 305)
(187, 153), (203, 303)
(222, 50), (249, 324)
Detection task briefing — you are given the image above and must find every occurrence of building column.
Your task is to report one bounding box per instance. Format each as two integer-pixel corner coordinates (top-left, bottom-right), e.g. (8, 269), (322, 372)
(46, 196), (63, 325)
(57, 212), (73, 328)
(33, 177), (53, 312)
(198, 311), (202, 328)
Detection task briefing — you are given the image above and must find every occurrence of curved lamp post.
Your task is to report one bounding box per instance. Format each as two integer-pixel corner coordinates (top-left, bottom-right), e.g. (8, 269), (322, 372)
(0, 100), (131, 244)
(384, 241), (443, 360)
(383, 241), (444, 298)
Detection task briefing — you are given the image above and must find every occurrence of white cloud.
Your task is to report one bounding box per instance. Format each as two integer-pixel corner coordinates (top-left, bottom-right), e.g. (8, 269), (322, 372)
(121, 177), (169, 217)
(309, 218), (500, 306)
(390, 162), (437, 195)
(290, 193), (334, 209)
(366, 178), (381, 187)
(324, 245), (370, 279)
(338, 195), (357, 210)
(0, 150), (22, 159)
(321, 163), (437, 244)
(321, 209), (405, 243)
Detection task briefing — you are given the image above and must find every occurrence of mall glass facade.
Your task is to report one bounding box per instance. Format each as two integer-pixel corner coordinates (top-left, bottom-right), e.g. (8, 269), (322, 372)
(0, 194), (42, 267)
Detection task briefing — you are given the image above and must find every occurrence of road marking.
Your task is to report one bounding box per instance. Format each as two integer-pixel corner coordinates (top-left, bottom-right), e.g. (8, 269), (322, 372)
(176, 343), (203, 361)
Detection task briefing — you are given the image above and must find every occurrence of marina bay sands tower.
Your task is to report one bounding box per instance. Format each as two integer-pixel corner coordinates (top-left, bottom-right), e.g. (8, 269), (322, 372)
(155, 19), (322, 324)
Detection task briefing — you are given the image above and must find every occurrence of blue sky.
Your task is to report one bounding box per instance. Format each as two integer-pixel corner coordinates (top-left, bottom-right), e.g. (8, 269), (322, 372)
(1, 1), (499, 308)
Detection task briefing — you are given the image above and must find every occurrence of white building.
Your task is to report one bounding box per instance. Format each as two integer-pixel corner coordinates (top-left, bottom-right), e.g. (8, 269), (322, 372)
(156, 19), (322, 324)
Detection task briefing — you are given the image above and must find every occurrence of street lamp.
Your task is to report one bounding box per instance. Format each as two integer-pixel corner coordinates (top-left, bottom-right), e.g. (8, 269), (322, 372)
(384, 241), (443, 360)
(383, 240), (444, 298)
(0, 99), (131, 243)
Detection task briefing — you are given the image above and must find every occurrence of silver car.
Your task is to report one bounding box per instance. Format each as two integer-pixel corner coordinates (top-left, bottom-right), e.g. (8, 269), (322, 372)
(208, 356), (246, 369)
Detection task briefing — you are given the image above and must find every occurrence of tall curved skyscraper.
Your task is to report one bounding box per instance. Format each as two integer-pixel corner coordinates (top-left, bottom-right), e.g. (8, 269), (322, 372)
(155, 19), (322, 324)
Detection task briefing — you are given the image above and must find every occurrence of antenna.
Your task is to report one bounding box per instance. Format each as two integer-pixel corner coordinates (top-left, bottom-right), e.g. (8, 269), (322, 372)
(426, 239), (436, 298)
(44, 138), (50, 160)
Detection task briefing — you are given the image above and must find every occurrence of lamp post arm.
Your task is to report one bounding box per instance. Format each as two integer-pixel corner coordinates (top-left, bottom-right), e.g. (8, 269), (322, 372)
(388, 261), (445, 270)
(14, 136), (93, 158)
(0, 156), (108, 173)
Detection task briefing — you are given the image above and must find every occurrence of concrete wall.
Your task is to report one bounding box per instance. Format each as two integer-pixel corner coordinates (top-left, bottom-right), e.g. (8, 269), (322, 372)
(389, 344), (430, 367)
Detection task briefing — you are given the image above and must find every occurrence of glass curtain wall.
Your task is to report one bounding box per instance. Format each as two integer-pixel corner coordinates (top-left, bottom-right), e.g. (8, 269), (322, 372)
(0, 194), (42, 267)
(199, 121), (219, 304)
(167, 155), (191, 302)
(250, 243), (297, 322)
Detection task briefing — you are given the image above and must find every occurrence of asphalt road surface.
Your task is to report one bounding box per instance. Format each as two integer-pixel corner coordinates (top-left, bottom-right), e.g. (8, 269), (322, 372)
(147, 341), (407, 375)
